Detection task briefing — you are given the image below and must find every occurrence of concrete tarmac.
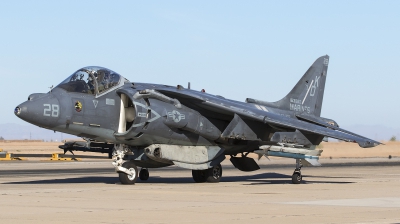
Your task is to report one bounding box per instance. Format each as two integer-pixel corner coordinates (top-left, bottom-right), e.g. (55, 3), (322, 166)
(1, 159), (400, 223)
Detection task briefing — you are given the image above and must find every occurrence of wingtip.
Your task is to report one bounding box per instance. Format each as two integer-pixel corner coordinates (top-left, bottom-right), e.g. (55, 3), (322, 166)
(358, 140), (382, 148)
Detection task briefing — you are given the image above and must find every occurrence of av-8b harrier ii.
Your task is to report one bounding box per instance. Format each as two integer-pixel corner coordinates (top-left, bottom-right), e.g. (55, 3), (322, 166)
(15, 55), (380, 184)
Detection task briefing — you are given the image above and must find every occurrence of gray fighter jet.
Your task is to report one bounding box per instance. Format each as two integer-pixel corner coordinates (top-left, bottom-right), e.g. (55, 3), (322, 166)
(15, 55), (380, 184)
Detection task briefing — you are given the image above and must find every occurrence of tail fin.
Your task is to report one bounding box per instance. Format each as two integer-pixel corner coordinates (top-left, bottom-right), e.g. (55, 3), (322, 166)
(275, 55), (329, 117)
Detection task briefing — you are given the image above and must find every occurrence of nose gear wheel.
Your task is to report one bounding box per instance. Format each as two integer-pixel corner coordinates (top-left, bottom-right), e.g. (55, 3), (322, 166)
(118, 162), (138, 184)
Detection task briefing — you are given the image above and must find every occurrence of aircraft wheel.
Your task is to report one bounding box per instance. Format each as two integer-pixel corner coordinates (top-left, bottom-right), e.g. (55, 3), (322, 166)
(206, 164), (222, 183)
(139, 168), (149, 181)
(192, 170), (207, 183)
(119, 162), (138, 185)
(292, 172), (302, 184)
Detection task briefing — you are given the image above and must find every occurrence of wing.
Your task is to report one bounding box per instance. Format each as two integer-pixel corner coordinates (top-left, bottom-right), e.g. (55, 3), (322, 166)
(156, 88), (380, 148)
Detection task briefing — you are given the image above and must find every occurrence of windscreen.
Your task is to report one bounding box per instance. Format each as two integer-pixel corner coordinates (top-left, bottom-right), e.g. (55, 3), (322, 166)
(57, 67), (122, 95)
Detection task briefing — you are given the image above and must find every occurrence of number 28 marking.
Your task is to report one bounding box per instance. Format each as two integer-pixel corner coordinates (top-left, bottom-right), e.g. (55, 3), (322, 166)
(43, 104), (59, 117)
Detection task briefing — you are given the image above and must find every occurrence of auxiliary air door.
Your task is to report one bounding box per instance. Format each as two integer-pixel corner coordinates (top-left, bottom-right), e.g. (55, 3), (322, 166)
(118, 93), (136, 133)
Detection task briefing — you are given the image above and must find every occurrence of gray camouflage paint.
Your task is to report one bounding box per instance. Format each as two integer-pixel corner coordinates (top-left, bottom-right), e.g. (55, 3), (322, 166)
(15, 56), (380, 170)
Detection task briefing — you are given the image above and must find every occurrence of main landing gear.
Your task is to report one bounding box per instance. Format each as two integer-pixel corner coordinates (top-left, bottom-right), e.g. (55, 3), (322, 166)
(139, 168), (149, 181)
(192, 164), (222, 183)
(292, 159), (303, 184)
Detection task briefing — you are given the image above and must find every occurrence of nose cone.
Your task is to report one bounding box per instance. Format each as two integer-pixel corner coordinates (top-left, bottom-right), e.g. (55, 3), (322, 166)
(15, 101), (34, 123)
(15, 94), (60, 128)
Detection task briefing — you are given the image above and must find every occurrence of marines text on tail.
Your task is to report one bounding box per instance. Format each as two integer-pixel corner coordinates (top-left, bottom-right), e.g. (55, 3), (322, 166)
(15, 55), (380, 184)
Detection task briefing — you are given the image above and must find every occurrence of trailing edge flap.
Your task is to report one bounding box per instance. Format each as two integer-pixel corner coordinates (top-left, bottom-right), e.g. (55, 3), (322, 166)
(221, 114), (258, 140)
(296, 114), (338, 127)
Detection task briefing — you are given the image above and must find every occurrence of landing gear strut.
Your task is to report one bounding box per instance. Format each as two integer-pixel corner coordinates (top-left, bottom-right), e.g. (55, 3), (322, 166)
(192, 164), (222, 183)
(292, 159), (303, 184)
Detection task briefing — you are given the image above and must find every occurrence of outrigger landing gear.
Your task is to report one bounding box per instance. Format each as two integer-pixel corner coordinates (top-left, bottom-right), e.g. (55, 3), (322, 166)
(192, 164), (223, 183)
(292, 159), (303, 184)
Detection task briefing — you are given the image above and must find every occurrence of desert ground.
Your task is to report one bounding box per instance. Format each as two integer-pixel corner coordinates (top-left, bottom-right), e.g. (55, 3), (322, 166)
(0, 141), (399, 223)
(1, 140), (399, 159)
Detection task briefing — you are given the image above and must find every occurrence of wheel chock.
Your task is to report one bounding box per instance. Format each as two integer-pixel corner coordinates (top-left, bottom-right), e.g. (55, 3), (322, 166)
(47, 153), (81, 161)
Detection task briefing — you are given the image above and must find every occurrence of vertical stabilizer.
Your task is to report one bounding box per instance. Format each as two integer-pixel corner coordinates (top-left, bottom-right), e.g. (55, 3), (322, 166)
(275, 55), (329, 117)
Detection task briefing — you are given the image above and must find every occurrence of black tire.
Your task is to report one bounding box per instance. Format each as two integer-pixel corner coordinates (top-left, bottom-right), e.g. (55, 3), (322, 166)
(118, 162), (138, 185)
(206, 164), (222, 183)
(139, 168), (149, 181)
(292, 172), (302, 184)
(192, 170), (207, 183)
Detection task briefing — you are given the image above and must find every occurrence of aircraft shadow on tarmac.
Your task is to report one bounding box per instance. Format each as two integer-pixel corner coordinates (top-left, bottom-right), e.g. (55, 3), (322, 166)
(2, 172), (355, 185)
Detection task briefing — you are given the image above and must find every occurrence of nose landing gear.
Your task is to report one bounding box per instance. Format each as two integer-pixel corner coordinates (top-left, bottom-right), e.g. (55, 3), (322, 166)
(292, 159), (303, 184)
(112, 144), (138, 185)
(118, 162), (138, 185)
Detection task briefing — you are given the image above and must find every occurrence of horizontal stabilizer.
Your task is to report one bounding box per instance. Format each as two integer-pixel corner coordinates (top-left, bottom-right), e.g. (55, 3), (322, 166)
(296, 114), (339, 128)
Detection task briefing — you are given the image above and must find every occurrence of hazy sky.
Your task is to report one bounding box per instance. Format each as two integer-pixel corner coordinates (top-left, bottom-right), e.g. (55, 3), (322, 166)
(1, 1), (399, 128)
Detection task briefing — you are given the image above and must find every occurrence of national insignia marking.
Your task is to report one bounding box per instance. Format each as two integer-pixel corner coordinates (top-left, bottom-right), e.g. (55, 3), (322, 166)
(167, 110), (185, 123)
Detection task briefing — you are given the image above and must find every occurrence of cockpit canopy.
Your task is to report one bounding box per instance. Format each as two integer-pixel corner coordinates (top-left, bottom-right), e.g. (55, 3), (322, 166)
(57, 66), (128, 96)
